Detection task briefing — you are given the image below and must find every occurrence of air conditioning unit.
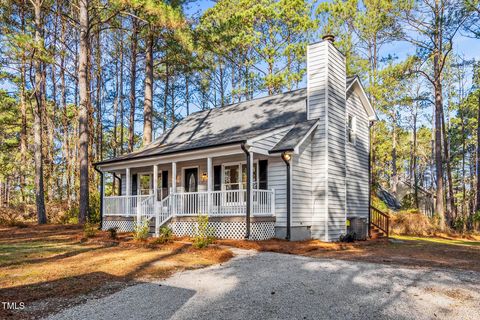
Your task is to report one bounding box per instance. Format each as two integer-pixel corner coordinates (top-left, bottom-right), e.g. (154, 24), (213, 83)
(347, 217), (367, 240)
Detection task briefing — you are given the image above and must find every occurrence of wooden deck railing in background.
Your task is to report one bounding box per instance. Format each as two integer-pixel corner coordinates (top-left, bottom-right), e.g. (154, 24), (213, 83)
(370, 206), (390, 237)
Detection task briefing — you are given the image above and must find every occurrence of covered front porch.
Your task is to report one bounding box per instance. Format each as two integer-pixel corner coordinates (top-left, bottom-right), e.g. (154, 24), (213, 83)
(97, 144), (281, 239)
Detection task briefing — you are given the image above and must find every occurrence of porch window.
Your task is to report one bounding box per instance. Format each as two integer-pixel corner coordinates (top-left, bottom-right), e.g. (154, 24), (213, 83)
(222, 162), (259, 190)
(223, 165), (240, 191)
(156, 171), (169, 200)
(139, 174), (152, 195)
(241, 163), (258, 189)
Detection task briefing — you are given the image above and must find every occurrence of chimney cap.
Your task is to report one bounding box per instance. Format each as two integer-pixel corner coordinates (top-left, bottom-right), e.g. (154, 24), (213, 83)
(322, 35), (335, 43)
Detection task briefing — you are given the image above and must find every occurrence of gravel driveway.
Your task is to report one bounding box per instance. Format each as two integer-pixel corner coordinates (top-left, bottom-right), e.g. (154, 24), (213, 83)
(47, 248), (480, 320)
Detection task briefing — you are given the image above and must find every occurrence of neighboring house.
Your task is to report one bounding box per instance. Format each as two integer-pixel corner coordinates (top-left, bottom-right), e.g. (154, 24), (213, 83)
(94, 36), (376, 241)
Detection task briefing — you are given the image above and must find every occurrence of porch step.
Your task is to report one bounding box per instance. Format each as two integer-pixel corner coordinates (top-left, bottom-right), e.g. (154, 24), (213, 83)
(370, 226), (386, 239)
(147, 217), (172, 235)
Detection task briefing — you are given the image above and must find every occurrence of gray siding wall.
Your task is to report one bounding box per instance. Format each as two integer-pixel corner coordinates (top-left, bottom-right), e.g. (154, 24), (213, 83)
(307, 40), (347, 241)
(268, 156), (287, 226)
(292, 137), (312, 227)
(346, 89), (370, 218)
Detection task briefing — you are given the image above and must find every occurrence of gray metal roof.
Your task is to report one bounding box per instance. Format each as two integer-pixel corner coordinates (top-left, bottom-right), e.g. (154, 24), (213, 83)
(269, 119), (319, 153)
(96, 88), (307, 165)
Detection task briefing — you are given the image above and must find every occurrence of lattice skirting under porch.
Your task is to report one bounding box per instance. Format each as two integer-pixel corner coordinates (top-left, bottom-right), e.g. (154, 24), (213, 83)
(102, 216), (275, 240)
(102, 217), (135, 232)
(168, 220), (275, 240)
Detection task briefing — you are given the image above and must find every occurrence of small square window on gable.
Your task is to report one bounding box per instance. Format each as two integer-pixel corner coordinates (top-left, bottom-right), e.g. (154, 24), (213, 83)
(347, 114), (356, 144)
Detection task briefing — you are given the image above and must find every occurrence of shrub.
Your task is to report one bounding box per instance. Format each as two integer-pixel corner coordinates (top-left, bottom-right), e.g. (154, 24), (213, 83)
(59, 205), (79, 224)
(390, 210), (434, 236)
(88, 192), (101, 223)
(339, 232), (356, 242)
(133, 218), (150, 241)
(192, 214), (215, 248)
(83, 222), (98, 238)
(152, 226), (173, 244)
(107, 227), (118, 239)
(0, 206), (25, 226)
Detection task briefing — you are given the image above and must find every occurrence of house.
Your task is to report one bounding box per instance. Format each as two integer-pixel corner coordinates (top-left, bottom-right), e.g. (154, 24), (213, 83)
(94, 36), (376, 241)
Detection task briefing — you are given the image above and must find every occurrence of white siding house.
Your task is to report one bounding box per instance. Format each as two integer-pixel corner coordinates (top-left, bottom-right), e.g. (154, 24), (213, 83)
(95, 36), (376, 241)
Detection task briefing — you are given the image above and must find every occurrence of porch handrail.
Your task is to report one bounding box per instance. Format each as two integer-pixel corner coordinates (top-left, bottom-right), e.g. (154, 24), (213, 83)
(370, 206), (389, 237)
(155, 195), (173, 236)
(104, 195), (150, 216)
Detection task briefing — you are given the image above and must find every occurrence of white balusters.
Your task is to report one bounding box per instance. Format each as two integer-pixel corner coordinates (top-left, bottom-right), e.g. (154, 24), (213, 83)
(103, 189), (276, 218)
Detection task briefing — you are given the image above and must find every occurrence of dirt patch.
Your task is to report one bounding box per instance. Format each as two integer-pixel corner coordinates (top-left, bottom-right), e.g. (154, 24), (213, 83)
(217, 238), (360, 254)
(423, 287), (474, 302)
(0, 224), (233, 320)
(218, 237), (480, 272)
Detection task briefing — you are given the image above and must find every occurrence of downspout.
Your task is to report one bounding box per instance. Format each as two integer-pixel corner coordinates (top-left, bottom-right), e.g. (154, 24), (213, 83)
(94, 166), (104, 230)
(241, 143), (251, 239)
(281, 152), (292, 240)
(368, 120), (374, 238)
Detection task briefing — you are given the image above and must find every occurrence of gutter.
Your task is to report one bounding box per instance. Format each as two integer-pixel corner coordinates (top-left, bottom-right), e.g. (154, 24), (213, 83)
(94, 140), (244, 167)
(241, 143), (251, 240)
(94, 166), (104, 230)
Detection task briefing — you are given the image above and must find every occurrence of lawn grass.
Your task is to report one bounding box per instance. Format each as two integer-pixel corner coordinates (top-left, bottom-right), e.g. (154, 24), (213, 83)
(0, 224), (233, 320)
(392, 235), (480, 247)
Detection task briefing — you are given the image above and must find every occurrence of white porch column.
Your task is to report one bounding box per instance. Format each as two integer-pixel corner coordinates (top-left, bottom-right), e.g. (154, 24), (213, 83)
(153, 164), (159, 236)
(126, 168), (131, 215)
(171, 162), (177, 193)
(172, 162), (177, 216)
(207, 157), (213, 213)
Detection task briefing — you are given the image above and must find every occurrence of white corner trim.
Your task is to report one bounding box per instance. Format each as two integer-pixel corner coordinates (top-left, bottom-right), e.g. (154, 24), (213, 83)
(324, 42), (330, 242)
(347, 78), (376, 121)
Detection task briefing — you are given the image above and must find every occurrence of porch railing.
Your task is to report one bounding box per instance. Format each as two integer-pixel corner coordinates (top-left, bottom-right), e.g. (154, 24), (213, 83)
(103, 189), (275, 218)
(103, 195), (150, 216)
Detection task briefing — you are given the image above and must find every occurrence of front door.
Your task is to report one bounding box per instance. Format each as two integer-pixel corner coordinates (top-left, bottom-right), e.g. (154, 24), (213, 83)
(184, 168), (198, 192)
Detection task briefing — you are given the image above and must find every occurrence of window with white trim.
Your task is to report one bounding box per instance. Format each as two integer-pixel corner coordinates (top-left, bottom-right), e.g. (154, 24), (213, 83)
(347, 114), (356, 144)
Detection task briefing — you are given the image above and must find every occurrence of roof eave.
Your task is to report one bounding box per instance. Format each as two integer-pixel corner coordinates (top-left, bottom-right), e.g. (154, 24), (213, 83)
(347, 77), (378, 121)
(94, 140), (246, 167)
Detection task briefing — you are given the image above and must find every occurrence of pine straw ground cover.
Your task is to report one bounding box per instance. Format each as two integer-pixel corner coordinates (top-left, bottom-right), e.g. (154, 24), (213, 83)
(0, 224), (232, 320)
(217, 234), (480, 272)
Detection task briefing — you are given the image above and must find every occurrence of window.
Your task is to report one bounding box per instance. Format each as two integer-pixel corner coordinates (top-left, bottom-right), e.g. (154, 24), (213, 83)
(138, 173), (152, 195)
(241, 163), (258, 189)
(222, 162), (259, 190)
(347, 114), (356, 144)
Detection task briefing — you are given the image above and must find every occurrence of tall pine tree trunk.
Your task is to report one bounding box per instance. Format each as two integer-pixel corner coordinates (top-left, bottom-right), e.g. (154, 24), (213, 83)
(78, 0), (90, 224)
(119, 25), (125, 154)
(143, 30), (154, 145)
(391, 113), (398, 194)
(475, 93), (480, 214)
(442, 109), (456, 223)
(32, 0), (46, 224)
(128, 18), (138, 152)
(434, 77), (445, 226)
(60, 12), (71, 207)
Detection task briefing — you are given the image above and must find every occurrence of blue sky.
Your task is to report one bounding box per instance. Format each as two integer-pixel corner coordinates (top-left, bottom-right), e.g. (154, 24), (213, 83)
(184, 0), (480, 61)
